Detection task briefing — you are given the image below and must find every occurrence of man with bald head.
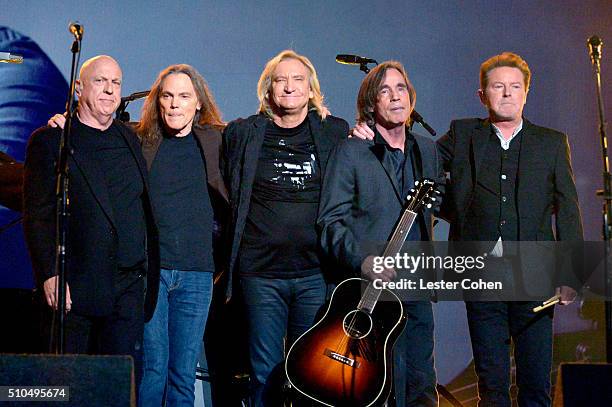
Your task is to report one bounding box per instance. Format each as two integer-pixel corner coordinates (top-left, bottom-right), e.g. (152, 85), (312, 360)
(23, 55), (159, 384)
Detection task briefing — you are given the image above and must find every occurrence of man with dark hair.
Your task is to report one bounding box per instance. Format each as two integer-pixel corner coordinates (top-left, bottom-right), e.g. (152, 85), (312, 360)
(437, 52), (583, 407)
(318, 60), (443, 407)
(23, 55), (159, 387)
(136, 64), (228, 407)
(222, 50), (349, 406)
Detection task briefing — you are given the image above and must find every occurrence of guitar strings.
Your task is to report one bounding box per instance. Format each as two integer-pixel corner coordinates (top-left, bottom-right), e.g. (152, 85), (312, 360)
(330, 185), (432, 354)
(333, 210), (416, 354)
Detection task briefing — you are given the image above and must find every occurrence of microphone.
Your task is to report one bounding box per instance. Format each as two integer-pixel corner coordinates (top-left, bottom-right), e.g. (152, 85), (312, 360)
(336, 53), (437, 136)
(0, 52), (23, 64)
(69, 22), (84, 40)
(336, 54), (377, 66)
(410, 110), (436, 137)
(587, 35), (603, 67)
(121, 90), (150, 103)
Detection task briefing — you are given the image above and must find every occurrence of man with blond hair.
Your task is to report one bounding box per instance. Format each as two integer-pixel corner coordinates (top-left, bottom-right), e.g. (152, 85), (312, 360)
(222, 50), (348, 406)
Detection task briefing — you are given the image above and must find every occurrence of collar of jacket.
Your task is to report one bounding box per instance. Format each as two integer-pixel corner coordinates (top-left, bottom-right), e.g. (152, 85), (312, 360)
(140, 124), (228, 203)
(370, 125), (422, 204)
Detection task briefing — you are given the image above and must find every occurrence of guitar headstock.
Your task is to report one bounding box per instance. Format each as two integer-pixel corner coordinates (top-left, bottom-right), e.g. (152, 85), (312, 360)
(405, 179), (439, 212)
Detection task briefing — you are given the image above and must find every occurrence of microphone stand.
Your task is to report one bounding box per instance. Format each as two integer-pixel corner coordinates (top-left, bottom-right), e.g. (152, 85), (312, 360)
(115, 99), (131, 123)
(116, 90), (150, 122)
(589, 37), (612, 363)
(359, 61), (372, 74)
(53, 34), (81, 354)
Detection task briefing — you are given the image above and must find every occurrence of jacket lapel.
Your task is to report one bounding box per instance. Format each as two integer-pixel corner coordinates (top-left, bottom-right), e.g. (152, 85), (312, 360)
(516, 119), (539, 221)
(141, 134), (163, 171)
(308, 111), (334, 181)
(409, 132), (424, 182)
(471, 119), (492, 186)
(115, 122), (149, 188)
(194, 126), (229, 203)
(69, 138), (116, 227)
(371, 142), (403, 203)
(239, 115), (267, 205)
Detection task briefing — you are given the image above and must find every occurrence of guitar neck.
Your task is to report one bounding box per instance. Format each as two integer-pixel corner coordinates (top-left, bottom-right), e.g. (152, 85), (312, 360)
(382, 210), (417, 258)
(359, 210), (417, 313)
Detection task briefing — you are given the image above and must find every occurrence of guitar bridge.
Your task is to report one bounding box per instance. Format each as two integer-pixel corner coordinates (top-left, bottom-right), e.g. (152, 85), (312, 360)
(324, 348), (360, 368)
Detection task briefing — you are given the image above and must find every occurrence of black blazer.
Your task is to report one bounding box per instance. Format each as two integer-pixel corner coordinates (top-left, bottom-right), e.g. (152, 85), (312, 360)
(23, 120), (160, 320)
(437, 118), (584, 292)
(222, 111), (349, 299)
(317, 129), (444, 276)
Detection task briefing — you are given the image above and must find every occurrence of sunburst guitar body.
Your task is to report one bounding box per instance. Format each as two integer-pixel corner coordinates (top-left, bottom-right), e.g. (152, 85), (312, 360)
(286, 179), (438, 406)
(285, 278), (405, 406)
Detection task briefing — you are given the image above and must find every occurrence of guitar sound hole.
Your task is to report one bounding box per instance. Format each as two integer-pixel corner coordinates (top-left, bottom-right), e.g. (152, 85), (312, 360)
(342, 310), (373, 339)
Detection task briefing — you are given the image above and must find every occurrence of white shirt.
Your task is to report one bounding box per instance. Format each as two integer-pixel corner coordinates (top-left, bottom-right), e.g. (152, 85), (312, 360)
(491, 120), (523, 150)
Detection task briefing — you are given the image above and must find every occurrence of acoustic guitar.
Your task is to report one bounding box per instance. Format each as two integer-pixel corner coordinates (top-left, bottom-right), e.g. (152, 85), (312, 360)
(285, 179), (438, 406)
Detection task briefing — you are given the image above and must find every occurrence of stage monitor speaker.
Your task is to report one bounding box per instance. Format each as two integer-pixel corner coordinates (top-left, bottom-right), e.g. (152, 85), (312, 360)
(553, 362), (612, 406)
(0, 354), (134, 406)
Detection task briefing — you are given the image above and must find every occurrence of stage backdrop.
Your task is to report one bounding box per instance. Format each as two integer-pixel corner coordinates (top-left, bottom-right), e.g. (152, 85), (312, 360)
(1, 0), (611, 396)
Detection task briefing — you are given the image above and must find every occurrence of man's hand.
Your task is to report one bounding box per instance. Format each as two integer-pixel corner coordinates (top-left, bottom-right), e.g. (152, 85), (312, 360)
(47, 113), (67, 129)
(43, 276), (72, 312)
(361, 255), (396, 282)
(555, 285), (577, 305)
(351, 122), (375, 140)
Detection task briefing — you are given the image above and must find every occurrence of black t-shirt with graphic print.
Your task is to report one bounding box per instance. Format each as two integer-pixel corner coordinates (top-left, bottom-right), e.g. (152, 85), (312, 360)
(238, 118), (322, 278)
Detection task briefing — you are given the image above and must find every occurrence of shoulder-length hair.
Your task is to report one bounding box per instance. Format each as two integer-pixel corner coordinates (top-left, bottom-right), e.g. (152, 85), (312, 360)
(257, 50), (327, 119)
(137, 64), (224, 144)
(356, 61), (416, 127)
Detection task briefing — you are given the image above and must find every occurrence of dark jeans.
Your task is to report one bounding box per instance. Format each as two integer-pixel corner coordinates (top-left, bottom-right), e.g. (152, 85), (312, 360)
(392, 301), (438, 407)
(139, 269), (213, 407)
(61, 268), (145, 386)
(465, 301), (554, 407)
(240, 273), (327, 407)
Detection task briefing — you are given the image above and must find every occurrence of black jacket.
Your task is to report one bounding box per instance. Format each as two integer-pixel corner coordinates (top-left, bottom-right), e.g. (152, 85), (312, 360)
(222, 111), (349, 299)
(23, 120), (160, 320)
(437, 118), (584, 293)
(317, 129), (444, 275)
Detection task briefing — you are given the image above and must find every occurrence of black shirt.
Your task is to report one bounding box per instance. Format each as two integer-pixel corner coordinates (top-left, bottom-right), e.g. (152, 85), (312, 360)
(239, 118), (321, 278)
(74, 119), (146, 268)
(149, 132), (215, 272)
(375, 130), (421, 242)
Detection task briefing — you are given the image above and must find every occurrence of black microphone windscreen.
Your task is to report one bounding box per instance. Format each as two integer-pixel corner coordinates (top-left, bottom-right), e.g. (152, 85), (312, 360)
(336, 54), (360, 64)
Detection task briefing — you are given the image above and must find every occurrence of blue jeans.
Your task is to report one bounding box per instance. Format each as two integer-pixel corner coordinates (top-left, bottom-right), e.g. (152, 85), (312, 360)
(240, 273), (327, 407)
(393, 301), (438, 407)
(139, 269), (213, 407)
(465, 301), (554, 407)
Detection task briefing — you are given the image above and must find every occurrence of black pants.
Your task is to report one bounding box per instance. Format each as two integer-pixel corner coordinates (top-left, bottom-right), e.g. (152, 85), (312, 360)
(465, 301), (554, 407)
(392, 301), (438, 407)
(41, 268), (145, 387)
